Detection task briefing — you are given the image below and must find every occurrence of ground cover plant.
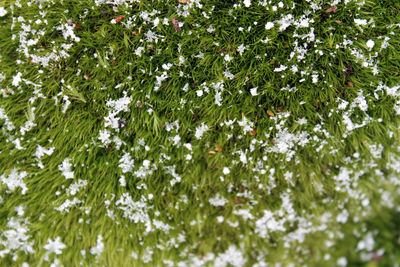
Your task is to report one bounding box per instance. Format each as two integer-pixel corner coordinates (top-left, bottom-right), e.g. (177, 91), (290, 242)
(1, 0), (400, 266)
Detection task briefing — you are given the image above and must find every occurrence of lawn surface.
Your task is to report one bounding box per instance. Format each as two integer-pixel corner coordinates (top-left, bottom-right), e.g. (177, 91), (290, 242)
(1, 0), (400, 266)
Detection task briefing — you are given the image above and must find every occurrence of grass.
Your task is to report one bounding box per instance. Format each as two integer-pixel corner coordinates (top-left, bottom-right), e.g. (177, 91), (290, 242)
(1, 0), (400, 266)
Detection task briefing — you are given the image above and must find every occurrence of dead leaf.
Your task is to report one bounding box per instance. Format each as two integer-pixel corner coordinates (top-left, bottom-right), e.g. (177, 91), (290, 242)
(235, 198), (245, 204)
(215, 145), (223, 152)
(348, 81), (354, 88)
(372, 253), (383, 261)
(335, 20), (342, 24)
(178, 0), (190, 3)
(266, 110), (275, 117)
(74, 23), (83, 31)
(249, 130), (257, 136)
(114, 15), (125, 23)
(84, 74), (90, 79)
(325, 6), (338, 13)
(208, 150), (216, 154)
(171, 17), (181, 32)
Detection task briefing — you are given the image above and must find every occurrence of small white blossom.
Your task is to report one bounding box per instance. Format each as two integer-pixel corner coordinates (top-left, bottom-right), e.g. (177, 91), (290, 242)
(223, 167), (230, 175)
(90, 235), (104, 256)
(44, 237), (66, 255)
(250, 87), (258, 96)
(243, 0), (251, 8)
(0, 7), (7, 17)
(366, 39), (375, 50)
(265, 22), (274, 30)
(209, 193), (228, 207)
(12, 72), (22, 87)
(58, 158), (74, 179)
(354, 18), (368, 26)
(195, 123), (208, 139)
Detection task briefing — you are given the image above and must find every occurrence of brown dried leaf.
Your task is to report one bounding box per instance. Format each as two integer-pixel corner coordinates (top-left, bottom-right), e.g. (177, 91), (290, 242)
(325, 6), (338, 13)
(235, 198), (245, 204)
(266, 110), (275, 117)
(208, 150), (216, 155)
(249, 130), (257, 136)
(348, 81), (354, 88)
(74, 23), (83, 31)
(178, 0), (190, 3)
(215, 144), (223, 152)
(171, 17), (181, 32)
(114, 15), (125, 23)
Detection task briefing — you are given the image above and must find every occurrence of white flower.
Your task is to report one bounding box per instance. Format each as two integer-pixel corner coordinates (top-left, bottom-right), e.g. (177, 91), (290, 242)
(44, 237), (66, 255)
(298, 18), (309, 28)
(90, 235), (104, 256)
(354, 18), (368, 26)
(366, 39), (375, 50)
(195, 122), (208, 139)
(0, 169), (28, 195)
(243, 0), (251, 7)
(237, 44), (246, 55)
(250, 87), (258, 96)
(224, 54), (233, 62)
(207, 25), (215, 33)
(214, 245), (246, 267)
(337, 257), (347, 267)
(12, 72), (22, 87)
(265, 22), (274, 30)
(58, 158), (74, 179)
(274, 65), (288, 72)
(153, 17), (160, 28)
(209, 193), (228, 207)
(0, 7), (7, 17)
(223, 167), (230, 175)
